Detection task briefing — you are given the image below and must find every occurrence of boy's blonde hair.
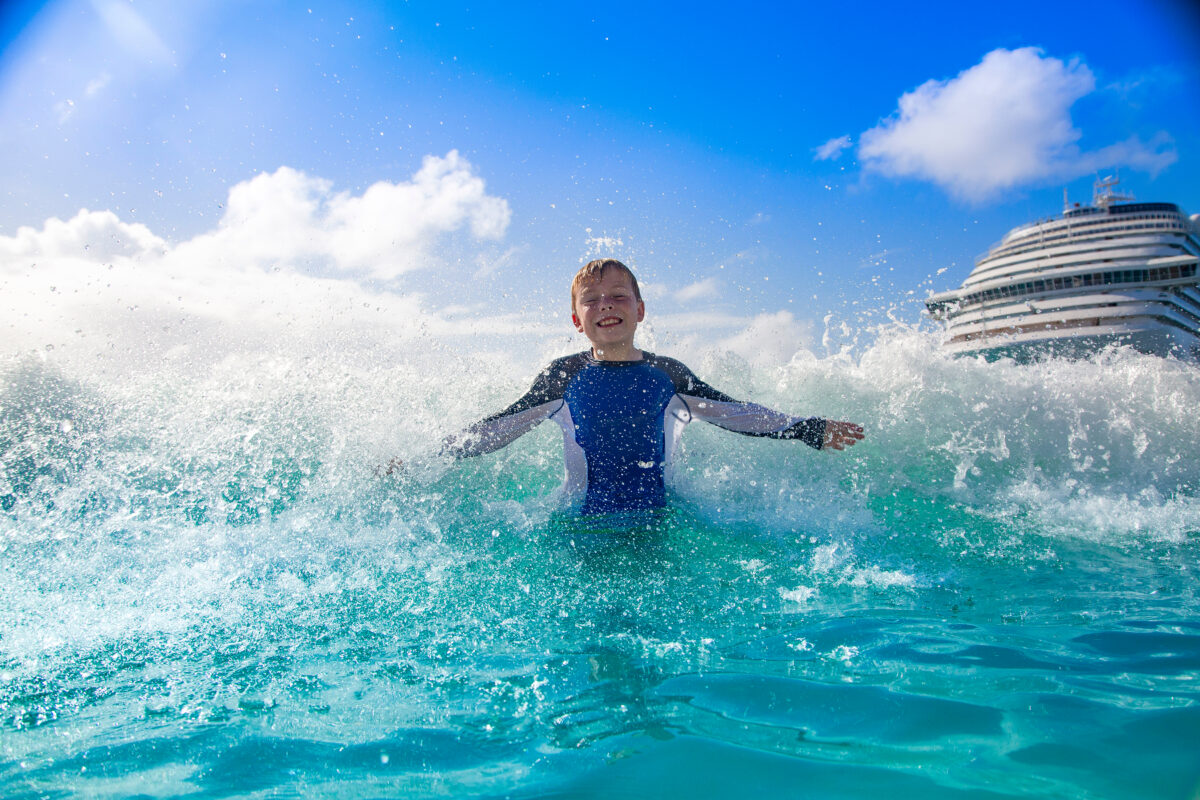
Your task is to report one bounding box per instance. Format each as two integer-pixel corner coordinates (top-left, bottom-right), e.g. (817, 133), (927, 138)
(570, 258), (642, 313)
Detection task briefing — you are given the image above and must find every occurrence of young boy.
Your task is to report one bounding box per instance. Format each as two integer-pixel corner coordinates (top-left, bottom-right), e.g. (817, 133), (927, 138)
(441, 259), (864, 515)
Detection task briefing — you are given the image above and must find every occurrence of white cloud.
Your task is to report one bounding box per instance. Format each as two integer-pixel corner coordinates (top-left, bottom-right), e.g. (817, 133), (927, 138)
(1, 152), (824, 379)
(858, 47), (1177, 201)
(1, 153), (528, 371)
(329, 150), (510, 272)
(1070, 132), (1178, 176)
(0, 209), (165, 263)
(814, 135), (852, 161)
(652, 311), (762, 333)
(173, 151), (511, 279)
(647, 310), (817, 368)
(675, 277), (720, 303)
(717, 311), (816, 367)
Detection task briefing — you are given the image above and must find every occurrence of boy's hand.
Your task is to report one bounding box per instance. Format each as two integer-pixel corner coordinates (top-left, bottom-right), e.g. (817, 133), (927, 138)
(823, 421), (864, 451)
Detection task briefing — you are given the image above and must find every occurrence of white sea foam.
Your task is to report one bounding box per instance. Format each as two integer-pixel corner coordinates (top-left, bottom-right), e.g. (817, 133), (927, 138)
(780, 586), (819, 604)
(846, 566), (917, 589)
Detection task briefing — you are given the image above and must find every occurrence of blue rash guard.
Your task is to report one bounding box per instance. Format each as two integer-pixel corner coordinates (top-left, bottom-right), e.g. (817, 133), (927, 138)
(445, 351), (826, 515)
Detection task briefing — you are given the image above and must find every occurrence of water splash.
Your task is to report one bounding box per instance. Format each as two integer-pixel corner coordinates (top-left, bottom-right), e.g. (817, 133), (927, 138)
(2, 320), (1198, 798)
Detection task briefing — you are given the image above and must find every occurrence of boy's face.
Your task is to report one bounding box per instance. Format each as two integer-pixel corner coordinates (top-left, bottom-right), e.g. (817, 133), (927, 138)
(572, 268), (645, 350)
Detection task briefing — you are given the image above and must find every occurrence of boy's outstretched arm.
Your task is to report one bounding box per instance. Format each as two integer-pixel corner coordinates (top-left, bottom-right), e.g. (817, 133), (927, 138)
(645, 354), (862, 452)
(380, 356), (576, 473)
(822, 420), (865, 451)
(376, 397), (554, 476)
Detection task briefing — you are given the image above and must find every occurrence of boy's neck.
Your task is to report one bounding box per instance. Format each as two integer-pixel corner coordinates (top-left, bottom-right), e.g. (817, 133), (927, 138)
(591, 344), (642, 362)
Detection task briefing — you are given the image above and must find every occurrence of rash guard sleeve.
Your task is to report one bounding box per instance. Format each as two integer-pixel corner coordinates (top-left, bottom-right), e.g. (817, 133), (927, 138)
(440, 354), (583, 458)
(645, 354), (827, 449)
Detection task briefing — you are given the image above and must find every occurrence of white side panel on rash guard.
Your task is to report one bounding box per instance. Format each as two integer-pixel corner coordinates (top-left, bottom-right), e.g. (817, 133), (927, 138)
(551, 403), (588, 506)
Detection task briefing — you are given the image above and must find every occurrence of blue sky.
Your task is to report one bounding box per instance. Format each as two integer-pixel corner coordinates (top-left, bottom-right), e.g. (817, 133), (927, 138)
(2, 0), (1199, 363)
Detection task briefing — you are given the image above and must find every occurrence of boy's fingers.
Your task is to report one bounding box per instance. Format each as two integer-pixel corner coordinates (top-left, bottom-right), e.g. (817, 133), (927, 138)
(824, 421), (865, 450)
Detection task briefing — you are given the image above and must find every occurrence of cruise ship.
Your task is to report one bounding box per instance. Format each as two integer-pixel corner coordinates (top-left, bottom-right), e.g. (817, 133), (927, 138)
(925, 178), (1200, 361)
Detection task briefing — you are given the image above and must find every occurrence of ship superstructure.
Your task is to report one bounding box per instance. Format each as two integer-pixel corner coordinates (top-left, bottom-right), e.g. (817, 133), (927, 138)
(926, 178), (1200, 360)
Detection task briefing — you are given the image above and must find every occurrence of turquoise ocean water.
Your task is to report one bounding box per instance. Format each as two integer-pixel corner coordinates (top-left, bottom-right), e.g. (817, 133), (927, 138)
(2, 328), (1199, 798)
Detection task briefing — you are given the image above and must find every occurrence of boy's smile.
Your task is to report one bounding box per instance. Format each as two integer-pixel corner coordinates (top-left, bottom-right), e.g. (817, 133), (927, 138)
(572, 269), (645, 360)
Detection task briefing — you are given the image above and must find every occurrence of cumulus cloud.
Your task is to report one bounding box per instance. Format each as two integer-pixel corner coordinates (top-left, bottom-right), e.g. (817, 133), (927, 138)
(0, 152), (532, 371)
(0, 209), (166, 263)
(858, 47), (1177, 201)
(2, 151), (818, 377)
(175, 150), (511, 278)
(814, 135), (852, 161)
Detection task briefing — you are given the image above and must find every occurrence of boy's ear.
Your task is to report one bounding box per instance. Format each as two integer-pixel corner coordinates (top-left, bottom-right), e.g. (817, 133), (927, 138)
(636, 300), (645, 322)
(572, 312), (584, 332)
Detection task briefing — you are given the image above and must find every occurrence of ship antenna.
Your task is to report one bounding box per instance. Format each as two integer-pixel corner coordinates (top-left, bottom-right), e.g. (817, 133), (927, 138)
(1093, 172), (1135, 207)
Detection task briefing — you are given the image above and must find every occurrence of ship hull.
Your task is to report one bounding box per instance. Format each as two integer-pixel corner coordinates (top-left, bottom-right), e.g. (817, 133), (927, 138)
(942, 319), (1200, 362)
